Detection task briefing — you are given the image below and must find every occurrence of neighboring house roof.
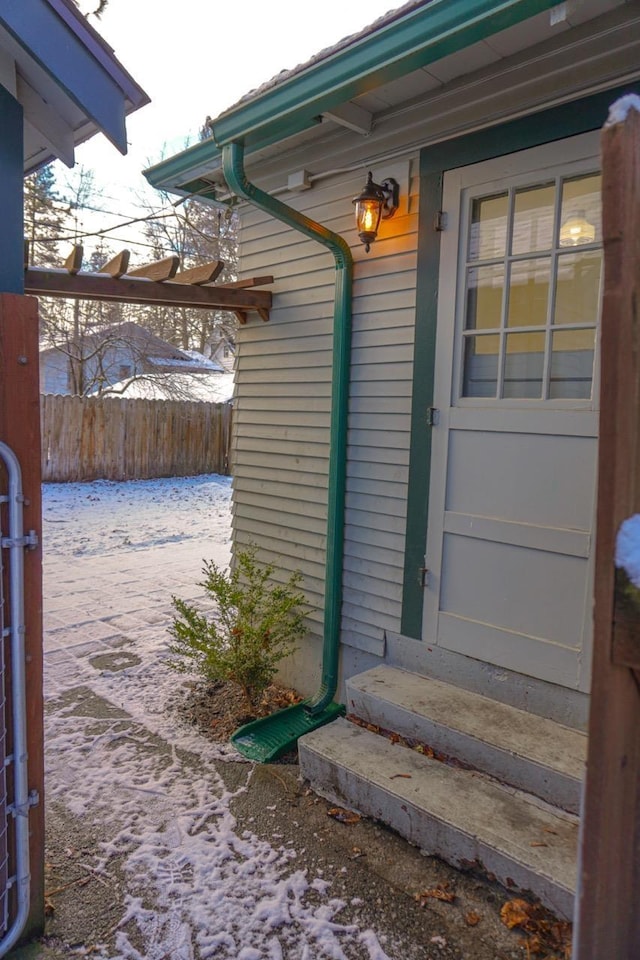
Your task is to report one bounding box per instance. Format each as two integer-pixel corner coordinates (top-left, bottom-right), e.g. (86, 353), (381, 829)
(145, 0), (605, 199)
(147, 355), (225, 373)
(0, 0), (149, 173)
(39, 322), (224, 371)
(106, 371), (235, 403)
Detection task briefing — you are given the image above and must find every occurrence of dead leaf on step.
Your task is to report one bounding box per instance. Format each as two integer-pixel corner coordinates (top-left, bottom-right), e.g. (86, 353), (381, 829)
(465, 911), (482, 927)
(389, 773), (412, 779)
(500, 898), (573, 959)
(416, 883), (456, 905)
(327, 806), (361, 825)
(530, 841), (548, 847)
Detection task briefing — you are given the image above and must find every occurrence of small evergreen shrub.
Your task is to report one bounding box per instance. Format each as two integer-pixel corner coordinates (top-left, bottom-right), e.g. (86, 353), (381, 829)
(169, 545), (305, 713)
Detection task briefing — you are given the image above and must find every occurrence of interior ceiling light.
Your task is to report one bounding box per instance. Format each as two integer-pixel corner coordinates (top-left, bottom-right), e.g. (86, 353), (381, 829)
(352, 171), (399, 252)
(559, 209), (596, 247)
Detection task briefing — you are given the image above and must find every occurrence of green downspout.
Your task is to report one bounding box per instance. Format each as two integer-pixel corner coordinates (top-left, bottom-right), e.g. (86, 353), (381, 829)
(222, 141), (353, 714)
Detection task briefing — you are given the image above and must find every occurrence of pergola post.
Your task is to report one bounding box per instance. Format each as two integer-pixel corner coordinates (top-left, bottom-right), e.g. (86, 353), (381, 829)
(0, 294), (45, 938)
(574, 100), (640, 959)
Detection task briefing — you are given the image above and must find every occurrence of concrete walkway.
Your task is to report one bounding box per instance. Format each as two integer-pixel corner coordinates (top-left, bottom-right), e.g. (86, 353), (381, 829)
(11, 538), (528, 959)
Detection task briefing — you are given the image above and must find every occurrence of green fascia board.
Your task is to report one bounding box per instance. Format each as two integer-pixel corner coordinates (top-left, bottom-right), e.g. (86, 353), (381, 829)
(0, 0), (134, 153)
(144, 114), (324, 192)
(146, 0), (557, 191)
(211, 0), (557, 148)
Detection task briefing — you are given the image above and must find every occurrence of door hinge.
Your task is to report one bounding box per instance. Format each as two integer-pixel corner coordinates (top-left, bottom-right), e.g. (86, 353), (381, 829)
(418, 566), (430, 587)
(426, 407), (439, 427)
(434, 210), (448, 232)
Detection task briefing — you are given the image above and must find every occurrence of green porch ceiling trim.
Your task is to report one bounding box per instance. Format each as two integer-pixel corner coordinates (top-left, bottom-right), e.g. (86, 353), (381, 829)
(400, 79), (640, 639)
(221, 141), (353, 717)
(145, 0), (557, 192)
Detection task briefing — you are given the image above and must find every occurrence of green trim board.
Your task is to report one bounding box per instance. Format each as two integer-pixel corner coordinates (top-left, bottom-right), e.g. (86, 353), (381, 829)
(145, 0), (558, 193)
(0, 87), (24, 294)
(400, 80), (640, 639)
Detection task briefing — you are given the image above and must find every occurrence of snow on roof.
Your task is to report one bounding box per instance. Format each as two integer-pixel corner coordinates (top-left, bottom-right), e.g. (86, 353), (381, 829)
(147, 355), (225, 372)
(105, 371), (234, 403)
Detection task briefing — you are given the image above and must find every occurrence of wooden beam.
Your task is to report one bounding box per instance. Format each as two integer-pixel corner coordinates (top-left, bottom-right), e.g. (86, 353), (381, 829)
(217, 275), (274, 289)
(24, 267), (271, 314)
(98, 249), (130, 278)
(126, 255), (179, 281)
(574, 101), (640, 959)
(172, 260), (225, 285)
(233, 310), (247, 325)
(64, 244), (83, 275)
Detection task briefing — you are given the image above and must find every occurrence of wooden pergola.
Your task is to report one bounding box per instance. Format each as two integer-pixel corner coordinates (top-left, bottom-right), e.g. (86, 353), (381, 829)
(24, 244), (272, 324)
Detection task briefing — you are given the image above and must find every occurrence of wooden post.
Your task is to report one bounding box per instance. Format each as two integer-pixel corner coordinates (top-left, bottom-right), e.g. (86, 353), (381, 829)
(0, 293), (44, 938)
(574, 100), (640, 959)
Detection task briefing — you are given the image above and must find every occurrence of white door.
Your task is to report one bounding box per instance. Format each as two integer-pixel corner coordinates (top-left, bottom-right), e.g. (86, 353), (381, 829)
(423, 133), (602, 693)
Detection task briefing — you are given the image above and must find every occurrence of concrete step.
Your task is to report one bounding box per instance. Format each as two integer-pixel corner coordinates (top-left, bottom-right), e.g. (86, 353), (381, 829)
(346, 666), (587, 814)
(299, 717), (578, 919)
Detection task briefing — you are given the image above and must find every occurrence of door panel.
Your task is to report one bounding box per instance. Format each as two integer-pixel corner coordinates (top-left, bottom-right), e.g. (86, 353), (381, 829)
(422, 133), (601, 693)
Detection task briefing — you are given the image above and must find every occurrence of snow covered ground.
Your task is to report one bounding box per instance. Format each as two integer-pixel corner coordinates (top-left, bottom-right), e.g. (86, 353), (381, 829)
(42, 474), (233, 558)
(41, 476), (409, 960)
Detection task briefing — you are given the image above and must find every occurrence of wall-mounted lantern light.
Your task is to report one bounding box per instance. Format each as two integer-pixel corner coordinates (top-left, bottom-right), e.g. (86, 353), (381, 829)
(559, 209), (596, 247)
(352, 171), (399, 252)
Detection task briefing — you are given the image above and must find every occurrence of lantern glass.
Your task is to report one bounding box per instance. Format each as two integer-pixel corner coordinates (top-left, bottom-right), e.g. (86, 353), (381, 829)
(355, 197), (383, 245)
(352, 171), (399, 252)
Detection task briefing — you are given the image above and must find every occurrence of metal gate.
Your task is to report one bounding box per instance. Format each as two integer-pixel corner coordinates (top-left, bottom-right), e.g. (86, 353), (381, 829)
(0, 442), (38, 956)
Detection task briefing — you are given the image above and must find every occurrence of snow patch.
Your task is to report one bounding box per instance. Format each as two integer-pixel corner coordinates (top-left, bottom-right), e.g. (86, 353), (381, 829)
(44, 476), (400, 959)
(606, 94), (640, 127)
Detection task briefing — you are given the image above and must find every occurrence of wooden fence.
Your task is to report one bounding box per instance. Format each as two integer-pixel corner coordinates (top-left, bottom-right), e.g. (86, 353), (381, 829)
(41, 394), (232, 482)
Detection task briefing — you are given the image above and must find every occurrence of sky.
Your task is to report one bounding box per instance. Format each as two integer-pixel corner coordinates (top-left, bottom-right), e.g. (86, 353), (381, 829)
(60, 0), (401, 257)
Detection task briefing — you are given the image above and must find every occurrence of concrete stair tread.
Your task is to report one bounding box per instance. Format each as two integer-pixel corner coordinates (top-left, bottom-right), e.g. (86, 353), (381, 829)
(300, 717), (578, 918)
(346, 666), (586, 813)
(348, 666), (586, 777)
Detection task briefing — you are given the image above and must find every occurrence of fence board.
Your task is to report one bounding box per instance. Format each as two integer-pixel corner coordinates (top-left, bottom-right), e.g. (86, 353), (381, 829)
(41, 395), (232, 481)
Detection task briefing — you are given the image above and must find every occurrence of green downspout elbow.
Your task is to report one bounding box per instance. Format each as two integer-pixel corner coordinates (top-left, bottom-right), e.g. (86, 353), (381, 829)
(222, 141), (353, 715)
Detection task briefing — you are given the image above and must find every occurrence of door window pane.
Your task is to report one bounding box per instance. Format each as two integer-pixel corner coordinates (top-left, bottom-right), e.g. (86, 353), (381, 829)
(466, 265), (504, 330)
(554, 250), (602, 326)
(559, 174), (601, 247)
(460, 171), (601, 401)
(507, 258), (551, 328)
(469, 194), (508, 261)
(463, 334), (499, 397)
(512, 183), (555, 255)
(503, 332), (545, 398)
(549, 329), (595, 400)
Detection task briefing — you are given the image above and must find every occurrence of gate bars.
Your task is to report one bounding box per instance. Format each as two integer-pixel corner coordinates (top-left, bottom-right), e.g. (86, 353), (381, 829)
(0, 441), (38, 956)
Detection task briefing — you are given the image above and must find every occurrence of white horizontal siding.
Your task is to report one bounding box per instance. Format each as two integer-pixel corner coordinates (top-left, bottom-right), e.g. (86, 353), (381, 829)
(232, 156), (418, 669)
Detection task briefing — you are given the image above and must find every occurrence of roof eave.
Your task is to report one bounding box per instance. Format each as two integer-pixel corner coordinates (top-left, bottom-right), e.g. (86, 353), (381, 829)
(145, 0), (557, 194)
(0, 0), (149, 156)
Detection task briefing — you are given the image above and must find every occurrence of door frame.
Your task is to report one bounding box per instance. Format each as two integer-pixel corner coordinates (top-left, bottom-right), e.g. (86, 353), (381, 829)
(401, 80), (640, 642)
(421, 137), (600, 691)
